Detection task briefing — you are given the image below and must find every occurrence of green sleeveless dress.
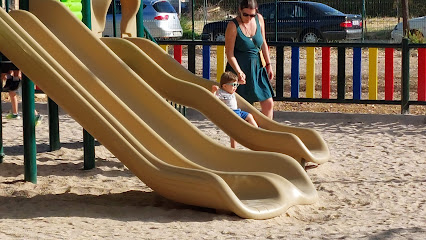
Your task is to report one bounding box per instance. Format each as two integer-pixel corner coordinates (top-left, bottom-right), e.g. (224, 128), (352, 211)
(225, 16), (274, 104)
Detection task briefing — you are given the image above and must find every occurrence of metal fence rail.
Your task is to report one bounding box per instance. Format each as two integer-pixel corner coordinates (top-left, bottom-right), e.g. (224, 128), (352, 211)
(158, 39), (426, 114)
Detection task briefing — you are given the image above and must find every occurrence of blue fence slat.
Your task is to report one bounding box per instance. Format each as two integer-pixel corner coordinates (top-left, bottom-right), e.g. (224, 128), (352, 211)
(353, 47), (362, 100)
(202, 45), (211, 80)
(291, 46), (300, 99)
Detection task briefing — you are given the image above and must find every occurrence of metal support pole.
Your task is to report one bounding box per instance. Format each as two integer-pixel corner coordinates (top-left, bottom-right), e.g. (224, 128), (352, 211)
(22, 74), (37, 183)
(82, 0), (95, 169)
(112, 0), (117, 37)
(20, 0), (37, 183)
(401, 38), (410, 114)
(191, 0), (195, 40)
(48, 97), (60, 151)
(275, 46), (284, 98)
(401, 0), (410, 38)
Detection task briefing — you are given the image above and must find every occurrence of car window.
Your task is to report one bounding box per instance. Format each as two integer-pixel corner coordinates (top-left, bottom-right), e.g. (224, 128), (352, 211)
(294, 6), (307, 18)
(143, 4), (147, 9)
(278, 4), (294, 19)
(258, 4), (275, 21)
(311, 3), (342, 15)
(153, 1), (176, 13)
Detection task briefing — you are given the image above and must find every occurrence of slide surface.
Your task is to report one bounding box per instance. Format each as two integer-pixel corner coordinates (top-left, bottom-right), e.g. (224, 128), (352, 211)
(107, 37), (330, 165)
(0, 1), (318, 219)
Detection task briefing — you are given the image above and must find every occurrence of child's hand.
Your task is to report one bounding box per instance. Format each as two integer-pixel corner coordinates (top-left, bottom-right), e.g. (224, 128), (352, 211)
(211, 85), (219, 93)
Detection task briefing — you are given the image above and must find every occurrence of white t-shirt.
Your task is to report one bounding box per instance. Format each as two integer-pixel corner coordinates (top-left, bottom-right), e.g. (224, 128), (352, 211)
(215, 88), (238, 110)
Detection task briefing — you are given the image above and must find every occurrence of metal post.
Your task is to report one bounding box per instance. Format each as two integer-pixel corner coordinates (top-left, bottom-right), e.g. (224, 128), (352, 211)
(401, 0), (409, 38)
(401, 38), (410, 114)
(337, 47), (346, 100)
(191, 0), (195, 40)
(188, 44), (196, 73)
(82, 0), (95, 169)
(275, 46), (284, 98)
(112, 0), (117, 37)
(48, 98), (60, 151)
(20, 0), (37, 183)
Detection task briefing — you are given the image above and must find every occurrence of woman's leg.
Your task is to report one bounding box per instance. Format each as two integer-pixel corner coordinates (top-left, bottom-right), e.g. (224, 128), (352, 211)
(259, 97), (274, 119)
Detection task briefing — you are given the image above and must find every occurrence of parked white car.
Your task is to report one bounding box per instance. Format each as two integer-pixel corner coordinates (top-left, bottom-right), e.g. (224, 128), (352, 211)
(391, 16), (426, 42)
(104, 0), (183, 39)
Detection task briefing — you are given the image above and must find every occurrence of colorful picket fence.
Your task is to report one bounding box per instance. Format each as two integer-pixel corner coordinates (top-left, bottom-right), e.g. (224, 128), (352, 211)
(159, 41), (426, 112)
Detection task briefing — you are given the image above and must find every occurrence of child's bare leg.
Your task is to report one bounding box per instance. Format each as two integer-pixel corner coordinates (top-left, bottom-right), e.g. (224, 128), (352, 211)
(9, 91), (19, 115)
(245, 113), (258, 128)
(230, 137), (237, 148)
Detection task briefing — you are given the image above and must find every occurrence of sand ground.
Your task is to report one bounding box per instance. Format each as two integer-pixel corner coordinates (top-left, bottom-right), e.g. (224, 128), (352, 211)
(0, 102), (425, 239)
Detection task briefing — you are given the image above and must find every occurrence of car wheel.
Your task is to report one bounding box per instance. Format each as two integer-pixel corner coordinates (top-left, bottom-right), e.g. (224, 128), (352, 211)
(300, 31), (321, 43)
(214, 32), (226, 42)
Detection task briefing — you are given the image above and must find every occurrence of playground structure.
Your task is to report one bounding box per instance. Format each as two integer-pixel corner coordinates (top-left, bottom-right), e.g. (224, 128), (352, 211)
(0, 0), (331, 219)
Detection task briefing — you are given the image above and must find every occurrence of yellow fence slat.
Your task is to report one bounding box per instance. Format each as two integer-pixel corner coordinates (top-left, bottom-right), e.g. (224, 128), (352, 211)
(306, 47), (315, 98)
(369, 48), (378, 100)
(216, 46), (226, 82)
(160, 45), (168, 52)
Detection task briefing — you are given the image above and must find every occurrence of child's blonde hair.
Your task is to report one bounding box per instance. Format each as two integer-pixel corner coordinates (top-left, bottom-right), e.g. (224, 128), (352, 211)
(220, 71), (238, 87)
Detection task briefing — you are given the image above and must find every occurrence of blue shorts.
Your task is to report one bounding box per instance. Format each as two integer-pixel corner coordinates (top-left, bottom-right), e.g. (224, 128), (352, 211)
(233, 109), (249, 120)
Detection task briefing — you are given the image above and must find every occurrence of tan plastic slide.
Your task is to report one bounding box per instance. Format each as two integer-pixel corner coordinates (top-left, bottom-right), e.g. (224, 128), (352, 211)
(0, 1), (318, 219)
(97, 0), (329, 165)
(107, 37), (330, 165)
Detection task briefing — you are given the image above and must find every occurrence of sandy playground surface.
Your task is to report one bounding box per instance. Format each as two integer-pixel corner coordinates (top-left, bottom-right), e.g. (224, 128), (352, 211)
(0, 102), (425, 239)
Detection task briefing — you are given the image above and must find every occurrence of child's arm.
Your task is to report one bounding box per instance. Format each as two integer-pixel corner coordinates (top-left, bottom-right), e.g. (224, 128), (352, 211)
(211, 85), (219, 94)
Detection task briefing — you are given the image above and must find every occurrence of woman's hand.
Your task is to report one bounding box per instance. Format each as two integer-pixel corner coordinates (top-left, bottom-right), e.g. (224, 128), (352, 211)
(266, 64), (274, 81)
(237, 71), (246, 84)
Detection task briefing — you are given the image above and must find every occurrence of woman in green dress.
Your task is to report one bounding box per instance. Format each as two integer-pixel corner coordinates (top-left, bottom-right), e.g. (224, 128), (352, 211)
(225, 0), (274, 119)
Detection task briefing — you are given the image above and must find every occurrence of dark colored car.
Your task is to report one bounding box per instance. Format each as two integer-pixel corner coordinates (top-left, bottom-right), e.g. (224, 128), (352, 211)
(201, 1), (362, 42)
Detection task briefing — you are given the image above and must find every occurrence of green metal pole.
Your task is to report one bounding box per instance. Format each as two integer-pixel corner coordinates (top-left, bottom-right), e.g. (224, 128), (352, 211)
(136, 0), (145, 37)
(20, 0), (37, 183)
(112, 0), (117, 37)
(191, 0), (194, 40)
(82, 0), (95, 169)
(401, 38), (410, 114)
(22, 75), (37, 183)
(48, 97), (60, 151)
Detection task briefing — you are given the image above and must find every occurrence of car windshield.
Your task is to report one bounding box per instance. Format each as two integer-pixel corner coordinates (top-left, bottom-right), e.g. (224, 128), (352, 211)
(153, 1), (176, 13)
(311, 3), (343, 15)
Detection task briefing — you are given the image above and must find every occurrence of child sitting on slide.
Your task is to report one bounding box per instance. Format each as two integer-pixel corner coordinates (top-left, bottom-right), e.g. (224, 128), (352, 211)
(211, 71), (258, 148)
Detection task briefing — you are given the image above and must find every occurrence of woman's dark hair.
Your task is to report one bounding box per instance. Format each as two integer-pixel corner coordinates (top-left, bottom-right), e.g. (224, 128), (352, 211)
(239, 0), (258, 10)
